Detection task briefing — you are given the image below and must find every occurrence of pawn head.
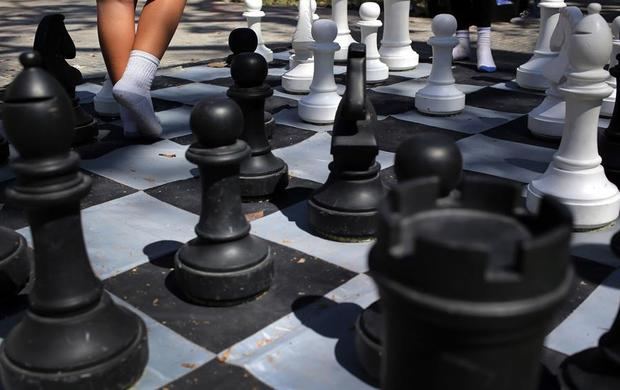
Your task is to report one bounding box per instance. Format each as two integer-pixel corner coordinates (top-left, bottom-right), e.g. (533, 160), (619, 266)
(612, 16), (620, 39)
(3, 52), (75, 159)
(394, 133), (463, 197)
(190, 98), (244, 148)
(359, 2), (381, 21)
(312, 19), (338, 43)
(432, 14), (457, 37)
(228, 28), (258, 54)
(245, 0), (262, 12)
(231, 52), (268, 87)
(587, 2), (601, 14)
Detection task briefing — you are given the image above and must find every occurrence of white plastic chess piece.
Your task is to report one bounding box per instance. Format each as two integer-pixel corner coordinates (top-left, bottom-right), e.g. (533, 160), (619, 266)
(332, 0), (357, 61)
(379, 0), (419, 70)
(357, 2), (389, 83)
(601, 16), (620, 117)
(299, 20), (342, 124)
(526, 11), (620, 230)
(528, 6), (583, 139)
(283, 0), (315, 93)
(244, 0), (273, 63)
(311, 0), (319, 21)
(415, 14), (465, 116)
(94, 74), (120, 117)
(516, 0), (566, 91)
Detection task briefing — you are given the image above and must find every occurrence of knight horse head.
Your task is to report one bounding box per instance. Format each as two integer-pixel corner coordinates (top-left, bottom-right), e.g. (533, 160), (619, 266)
(33, 14), (82, 94)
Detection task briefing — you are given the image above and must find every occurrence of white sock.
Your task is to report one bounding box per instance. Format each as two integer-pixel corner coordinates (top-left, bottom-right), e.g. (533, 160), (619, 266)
(120, 106), (140, 138)
(452, 30), (471, 61)
(113, 50), (162, 138)
(476, 27), (496, 72)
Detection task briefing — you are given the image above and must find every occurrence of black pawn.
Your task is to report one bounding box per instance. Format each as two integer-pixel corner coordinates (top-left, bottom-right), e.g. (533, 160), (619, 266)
(369, 173), (573, 390)
(174, 98), (274, 305)
(0, 226), (31, 299)
(0, 52), (148, 389)
(600, 53), (620, 185)
(308, 43), (385, 241)
(33, 14), (98, 145)
(227, 28), (275, 139)
(227, 52), (288, 198)
(355, 133), (463, 379)
(561, 239), (620, 389)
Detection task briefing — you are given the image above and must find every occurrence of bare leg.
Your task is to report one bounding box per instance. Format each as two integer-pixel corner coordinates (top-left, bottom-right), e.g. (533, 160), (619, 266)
(96, 0), (138, 83)
(133, 0), (187, 60)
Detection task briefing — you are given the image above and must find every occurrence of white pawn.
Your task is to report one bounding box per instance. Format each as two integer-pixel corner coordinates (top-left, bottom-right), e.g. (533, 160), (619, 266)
(311, 0), (319, 21)
(244, 0), (273, 63)
(357, 2), (388, 83)
(283, 0), (315, 93)
(379, 0), (419, 70)
(332, 0), (357, 61)
(528, 6), (583, 139)
(601, 16), (620, 117)
(299, 20), (342, 124)
(516, 0), (566, 91)
(526, 11), (620, 230)
(415, 14), (464, 116)
(94, 74), (120, 117)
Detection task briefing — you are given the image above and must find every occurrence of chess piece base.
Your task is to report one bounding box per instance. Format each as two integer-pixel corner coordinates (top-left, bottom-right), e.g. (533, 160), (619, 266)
(175, 235), (274, 306)
(415, 86), (465, 116)
(308, 198), (378, 241)
(0, 227), (31, 298)
(516, 54), (555, 91)
(298, 92), (342, 124)
(354, 301), (382, 380)
(73, 103), (99, 145)
(526, 165), (620, 230)
(0, 294), (148, 390)
(528, 97), (565, 139)
(561, 347), (620, 390)
(282, 62), (314, 93)
(379, 45), (419, 71)
(367, 61), (390, 84)
(240, 161), (289, 198)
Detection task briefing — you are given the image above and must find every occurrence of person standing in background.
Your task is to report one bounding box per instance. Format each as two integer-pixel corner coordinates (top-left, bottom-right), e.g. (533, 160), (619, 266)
(449, 0), (497, 72)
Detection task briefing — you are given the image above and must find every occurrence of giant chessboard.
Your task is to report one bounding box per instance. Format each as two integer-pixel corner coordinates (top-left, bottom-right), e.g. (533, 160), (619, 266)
(1, 44), (619, 389)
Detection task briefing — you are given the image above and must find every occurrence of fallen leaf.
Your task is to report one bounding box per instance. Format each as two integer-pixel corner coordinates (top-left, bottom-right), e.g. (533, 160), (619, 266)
(181, 363), (198, 369)
(297, 258), (306, 264)
(245, 210), (265, 221)
(158, 152), (177, 158)
(209, 61), (227, 68)
(218, 349), (232, 363)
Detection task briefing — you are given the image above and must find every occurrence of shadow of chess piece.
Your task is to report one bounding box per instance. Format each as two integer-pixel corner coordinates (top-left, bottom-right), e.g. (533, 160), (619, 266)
(0, 135), (8, 164)
(0, 52), (147, 389)
(600, 53), (620, 185)
(33, 14), (98, 145)
(227, 28), (275, 139)
(0, 226), (31, 300)
(308, 43), (385, 241)
(355, 133), (464, 379)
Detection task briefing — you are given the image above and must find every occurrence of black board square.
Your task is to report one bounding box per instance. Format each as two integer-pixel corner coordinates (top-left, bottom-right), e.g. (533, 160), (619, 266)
(164, 359), (271, 390)
(482, 116), (560, 150)
(465, 87), (545, 114)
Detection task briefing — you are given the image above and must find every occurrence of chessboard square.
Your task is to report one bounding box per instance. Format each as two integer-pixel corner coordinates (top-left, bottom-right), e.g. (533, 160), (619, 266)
(490, 80), (545, 94)
(544, 268), (620, 356)
(250, 201), (373, 273)
(111, 294), (215, 389)
(457, 134), (555, 183)
(272, 132), (395, 184)
(157, 106), (193, 139)
(150, 83), (228, 105)
(273, 108), (333, 133)
(452, 65), (515, 87)
(80, 139), (195, 190)
(222, 274), (378, 390)
(157, 65), (231, 82)
(388, 63), (433, 79)
(367, 90), (413, 116)
(371, 79), (484, 99)
(392, 106), (523, 135)
(465, 87), (545, 114)
(481, 116), (561, 149)
(18, 191), (197, 280)
(375, 117), (471, 153)
(270, 124), (316, 150)
(76, 82), (102, 104)
(273, 84), (346, 102)
(571, 220), (620, 267)
(103, 239), (357, 352)
(163, 359), (270, 389)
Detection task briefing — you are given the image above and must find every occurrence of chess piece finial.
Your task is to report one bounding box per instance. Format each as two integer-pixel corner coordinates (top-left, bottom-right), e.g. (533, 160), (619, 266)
(587, 2), (601, 14)
(394, 133), (463, 196)
(311, 0), (319, 21)
(245, 0), (262, 12)
(190, 99), (243, 148)
(612, 16), (620, 39)
(231, 51), (269, 88)
(228, 27), (258, 56)
(359, 2), (380, 21)
(567, 11), (612, 78)
(313, 17), (338, 44)
(431, 13), (458, 38)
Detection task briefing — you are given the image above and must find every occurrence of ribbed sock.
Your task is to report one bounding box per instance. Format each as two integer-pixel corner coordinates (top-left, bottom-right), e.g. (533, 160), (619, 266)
(452, 30), (471, 61)
(476, 27), (496, 72)
(113, 50), (162, 138)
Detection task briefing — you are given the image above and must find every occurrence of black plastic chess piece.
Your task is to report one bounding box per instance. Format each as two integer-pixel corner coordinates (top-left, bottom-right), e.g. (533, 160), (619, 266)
(227, 51), (288, 198)
(369, 173), (573, 390)
(33, 14), (98, 145)
(0, 135), (8, 164)
(0, 52), (148, 389)
(227, 27), (275, 139)
(308, 43), (385, 241)
(0, 226), (31, 299)
(600, 53), (620, 185)
(174, 98), (274, 305)
(355, 133), (464, 379)
(561, 236), (620, 390)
